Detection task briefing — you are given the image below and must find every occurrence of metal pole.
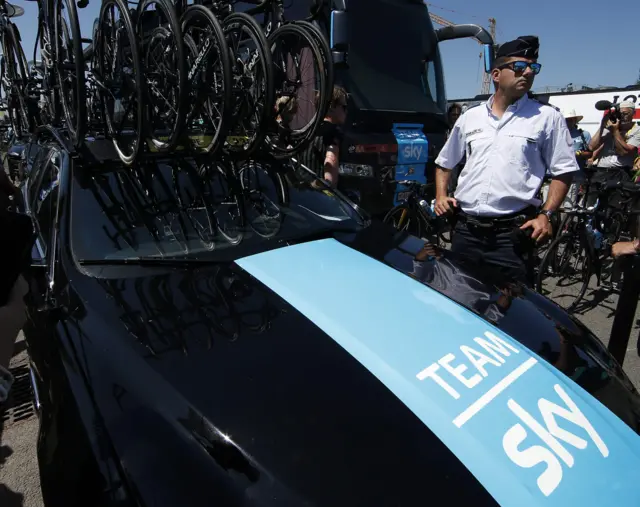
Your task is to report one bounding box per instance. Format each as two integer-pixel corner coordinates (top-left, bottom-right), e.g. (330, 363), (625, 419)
(608, 254), (640, 365)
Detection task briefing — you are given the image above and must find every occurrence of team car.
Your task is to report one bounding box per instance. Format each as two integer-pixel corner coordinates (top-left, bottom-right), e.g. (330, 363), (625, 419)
(15, 130), (640, 507)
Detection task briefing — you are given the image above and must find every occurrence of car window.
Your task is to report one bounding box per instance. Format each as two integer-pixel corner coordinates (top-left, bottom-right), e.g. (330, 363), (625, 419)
(71, 157), (365, 262)
(33, 149), (62, 256)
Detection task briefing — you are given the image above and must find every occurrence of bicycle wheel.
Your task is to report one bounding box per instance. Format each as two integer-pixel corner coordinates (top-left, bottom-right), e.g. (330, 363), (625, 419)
(383, 204), (424, 239)
(2, 24), (30, 137)
(35, 21), (61, 125)
(137, 0), (187, 152)
(266, 23), (327, 157)
(536, 232), (592, 313)
(96, 0), (143, 165)
(293, 20), (333, 120)
(180, 5), (233, 154)
(54, 0), (86, 145)
(222, 13), (274, 158)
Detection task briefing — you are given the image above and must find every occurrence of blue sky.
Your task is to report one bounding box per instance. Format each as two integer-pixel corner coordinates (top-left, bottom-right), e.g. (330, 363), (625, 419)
(11, 0), (640, 101)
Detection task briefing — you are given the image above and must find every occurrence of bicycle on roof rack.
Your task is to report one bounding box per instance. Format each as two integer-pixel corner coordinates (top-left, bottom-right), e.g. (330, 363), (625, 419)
(240, 0), (333, 158)
(0, 1), (30, 138)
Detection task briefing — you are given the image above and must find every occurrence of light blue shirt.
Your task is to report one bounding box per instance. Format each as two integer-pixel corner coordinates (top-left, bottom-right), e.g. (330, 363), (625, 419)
(435, 94), (580, 216)
(569, 127), (591, 170)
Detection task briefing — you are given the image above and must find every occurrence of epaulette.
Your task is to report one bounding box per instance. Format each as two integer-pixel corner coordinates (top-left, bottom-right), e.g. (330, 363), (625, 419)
(528, 94), (560, 111)
(460, 102), (483, 114)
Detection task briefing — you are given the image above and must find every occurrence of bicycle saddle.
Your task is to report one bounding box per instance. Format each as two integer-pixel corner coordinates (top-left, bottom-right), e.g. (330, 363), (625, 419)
(5, 3), (24, 17)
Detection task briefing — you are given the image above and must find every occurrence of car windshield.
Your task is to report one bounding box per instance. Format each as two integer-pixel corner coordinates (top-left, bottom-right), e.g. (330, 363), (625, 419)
(71, 157), (365, 262)
(340, 0), (446, 115)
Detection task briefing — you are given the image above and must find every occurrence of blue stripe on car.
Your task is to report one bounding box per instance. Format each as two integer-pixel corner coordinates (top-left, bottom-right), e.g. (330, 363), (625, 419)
(237, 238), (640, 506)
(392, 123), (428, 206)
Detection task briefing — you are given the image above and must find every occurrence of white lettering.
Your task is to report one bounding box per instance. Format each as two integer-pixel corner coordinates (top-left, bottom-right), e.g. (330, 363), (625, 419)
(540, 384), (609, 458)
(504, 384), (609, 496)
(474, 331), (520, 363)
(460, 345), (502, 377)
(439, 353), (482, 389)
(416, 363), (461, 399)
(503, 423), (563, 497)
(402, 144), (423, 161)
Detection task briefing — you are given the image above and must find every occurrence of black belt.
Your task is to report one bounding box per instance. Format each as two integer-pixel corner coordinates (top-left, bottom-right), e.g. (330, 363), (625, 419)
(458, 207), (536, 229)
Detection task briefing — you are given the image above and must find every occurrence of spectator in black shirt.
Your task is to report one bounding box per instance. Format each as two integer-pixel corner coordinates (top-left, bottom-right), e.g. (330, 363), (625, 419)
(298, 85), (348, 188)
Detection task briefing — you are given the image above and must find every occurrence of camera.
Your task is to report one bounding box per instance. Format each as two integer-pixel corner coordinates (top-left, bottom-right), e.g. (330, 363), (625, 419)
(595, 100), (620, 122)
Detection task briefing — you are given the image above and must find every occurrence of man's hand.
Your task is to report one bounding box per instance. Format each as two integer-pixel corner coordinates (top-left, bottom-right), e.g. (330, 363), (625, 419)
(520, 214), (553, 243)
(606, 117), (620, 131)
(612, 239), (640, 258)
(434, 196), (458, 216)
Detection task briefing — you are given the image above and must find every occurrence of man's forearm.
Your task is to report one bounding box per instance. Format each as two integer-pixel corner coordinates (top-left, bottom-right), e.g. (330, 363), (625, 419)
(543, 174), (572, 211)
(588, 129), (602, 152)
(435, 166), (452, 199)
(612, 129), (636, 156)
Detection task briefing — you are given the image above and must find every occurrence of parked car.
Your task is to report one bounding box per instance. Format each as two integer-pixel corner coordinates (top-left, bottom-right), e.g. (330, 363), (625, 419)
(17, 130), (640, 507)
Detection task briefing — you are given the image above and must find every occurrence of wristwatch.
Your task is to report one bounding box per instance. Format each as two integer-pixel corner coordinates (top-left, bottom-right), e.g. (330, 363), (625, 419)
(538, 210), (555, 222)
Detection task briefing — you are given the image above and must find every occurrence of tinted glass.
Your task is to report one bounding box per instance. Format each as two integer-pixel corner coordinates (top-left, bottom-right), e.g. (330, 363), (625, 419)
(71, 158), (364, 262)
(341, 0), (445, 114)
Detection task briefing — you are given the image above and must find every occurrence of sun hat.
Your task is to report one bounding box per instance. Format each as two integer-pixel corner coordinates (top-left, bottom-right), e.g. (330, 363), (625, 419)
(561, 108), (583, 122)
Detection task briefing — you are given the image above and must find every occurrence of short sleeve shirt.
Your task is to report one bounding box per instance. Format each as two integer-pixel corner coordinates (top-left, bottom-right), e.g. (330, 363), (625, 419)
(596, 124), (640, 169)
(435, 94), (580, 216)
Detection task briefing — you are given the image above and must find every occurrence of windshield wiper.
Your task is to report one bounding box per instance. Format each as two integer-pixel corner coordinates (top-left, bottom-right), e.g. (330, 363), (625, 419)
(78, 257), (224, 267)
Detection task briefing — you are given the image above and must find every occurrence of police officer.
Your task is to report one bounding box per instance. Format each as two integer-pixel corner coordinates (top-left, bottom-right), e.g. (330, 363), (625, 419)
(434, 36), (579, 285)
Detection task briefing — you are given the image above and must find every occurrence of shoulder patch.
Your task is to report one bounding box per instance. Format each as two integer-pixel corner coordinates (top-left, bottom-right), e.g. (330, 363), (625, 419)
(460, 102), (484, 114)
(530, 96), (560, 112)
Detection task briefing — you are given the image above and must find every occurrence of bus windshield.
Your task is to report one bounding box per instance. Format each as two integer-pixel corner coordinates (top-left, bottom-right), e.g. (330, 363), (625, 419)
(340, 0), (447, 115)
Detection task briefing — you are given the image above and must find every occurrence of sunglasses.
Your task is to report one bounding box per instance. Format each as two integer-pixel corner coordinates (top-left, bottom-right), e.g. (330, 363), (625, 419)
(498, 61), (542, 75)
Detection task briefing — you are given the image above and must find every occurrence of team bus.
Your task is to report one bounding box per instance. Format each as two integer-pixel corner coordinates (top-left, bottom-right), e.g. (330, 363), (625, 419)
(236, 0), (495, 215)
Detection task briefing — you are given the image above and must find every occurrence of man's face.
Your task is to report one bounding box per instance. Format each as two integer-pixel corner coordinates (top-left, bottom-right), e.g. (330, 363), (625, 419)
(492, 57), (537, 96)
(565, 118), (578, 130)
(620, 107), (635, 125)
(328, 99), (347, 125)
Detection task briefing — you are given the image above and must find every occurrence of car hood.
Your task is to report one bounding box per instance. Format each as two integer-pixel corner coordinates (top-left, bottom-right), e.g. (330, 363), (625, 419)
(68, 227), (640, 507)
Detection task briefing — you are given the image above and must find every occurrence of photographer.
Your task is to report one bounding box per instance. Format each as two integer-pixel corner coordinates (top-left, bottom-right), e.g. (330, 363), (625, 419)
(588, 100), (640, 181)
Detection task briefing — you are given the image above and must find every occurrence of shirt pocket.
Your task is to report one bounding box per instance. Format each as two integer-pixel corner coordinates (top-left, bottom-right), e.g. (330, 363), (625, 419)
(507, 132), (540, 167)
(466, 134), (493, 160)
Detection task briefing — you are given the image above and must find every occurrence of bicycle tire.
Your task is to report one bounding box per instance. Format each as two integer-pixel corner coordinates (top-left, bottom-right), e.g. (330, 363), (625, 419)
(383, 204), (423, 239)
(35, 21), (61, 125)
(536, 232), (591, 314)
(137, 0), (187, 152)
(2, 24), (30, 137)
(266, 22), (327, 157)
(96, 0), (143, 165)
(293, 20), (333, 120)
(222, 12), (274, 158)
(180, 5), (233, 154)
(54, 0), (86, 146)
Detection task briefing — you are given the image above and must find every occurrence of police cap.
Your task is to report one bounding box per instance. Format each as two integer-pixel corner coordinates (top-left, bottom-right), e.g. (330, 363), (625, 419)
(496, 36), (539, 59)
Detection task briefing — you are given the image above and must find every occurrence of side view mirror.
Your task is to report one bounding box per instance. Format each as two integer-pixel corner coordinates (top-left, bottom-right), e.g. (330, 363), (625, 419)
(330, 8), (348, 68)
(483, 44), (494, 74)
(435, 23), (495, 74)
